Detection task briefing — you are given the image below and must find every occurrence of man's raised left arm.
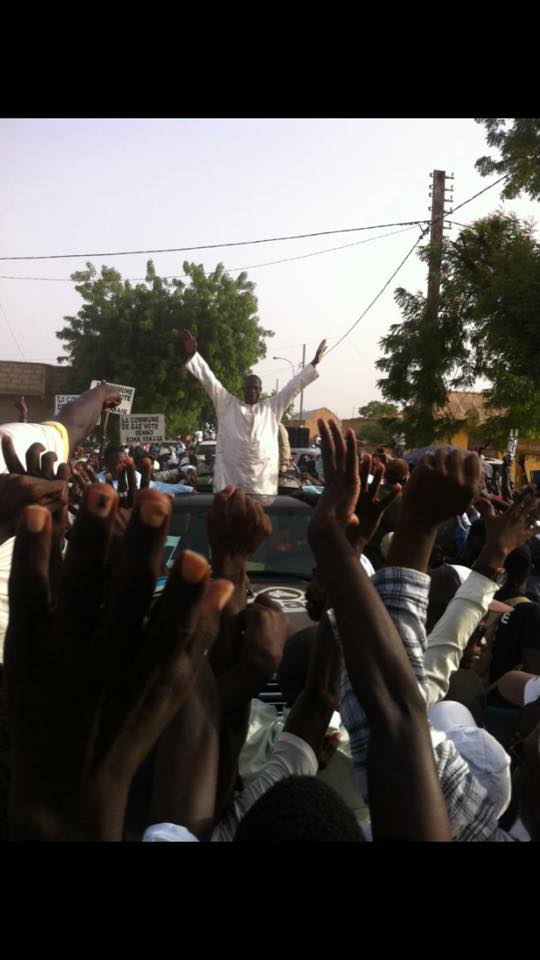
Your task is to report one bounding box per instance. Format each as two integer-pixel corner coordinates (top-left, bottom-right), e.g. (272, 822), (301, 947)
(270, 340), (326, 420)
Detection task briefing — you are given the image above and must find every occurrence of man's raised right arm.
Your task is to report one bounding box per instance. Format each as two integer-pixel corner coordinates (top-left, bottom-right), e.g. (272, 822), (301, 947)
(182, 329), (230, 411)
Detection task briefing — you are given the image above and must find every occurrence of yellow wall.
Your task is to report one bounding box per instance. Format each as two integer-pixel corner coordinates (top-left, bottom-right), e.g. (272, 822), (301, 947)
(449, 429), (540, 483)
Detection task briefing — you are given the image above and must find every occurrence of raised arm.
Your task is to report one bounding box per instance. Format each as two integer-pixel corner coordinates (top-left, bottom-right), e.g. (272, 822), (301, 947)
(308, 421), (451, 841)
(55, 382), (121, 457)
(425, 490), (540, 707)
(270, 340), (326, 421)
(182, 329), (231, 413)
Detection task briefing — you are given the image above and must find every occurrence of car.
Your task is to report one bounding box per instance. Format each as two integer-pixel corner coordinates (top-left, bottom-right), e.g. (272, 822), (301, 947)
(291, 447), (324, 483)
(194, 440), (216, 468)
(156, 494), (316, 634)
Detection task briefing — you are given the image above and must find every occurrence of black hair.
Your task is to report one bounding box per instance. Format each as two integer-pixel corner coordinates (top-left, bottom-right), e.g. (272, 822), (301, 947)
(459, 518), (486, 567)
(234, 776), (364, 842)
(426, 564), (461, 634)
(104, 444), (124, 465)
(504, 545), (532, 583)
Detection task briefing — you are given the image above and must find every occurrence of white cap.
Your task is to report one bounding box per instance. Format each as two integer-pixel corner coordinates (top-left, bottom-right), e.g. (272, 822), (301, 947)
(429, 701), (512, 819)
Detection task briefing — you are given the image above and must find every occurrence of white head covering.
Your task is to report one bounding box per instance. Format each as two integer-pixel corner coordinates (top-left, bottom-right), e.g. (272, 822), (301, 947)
(429, 701), (512, 819)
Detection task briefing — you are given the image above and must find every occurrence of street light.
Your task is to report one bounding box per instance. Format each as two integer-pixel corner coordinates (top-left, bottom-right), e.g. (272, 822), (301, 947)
(272, 356), (296, 377)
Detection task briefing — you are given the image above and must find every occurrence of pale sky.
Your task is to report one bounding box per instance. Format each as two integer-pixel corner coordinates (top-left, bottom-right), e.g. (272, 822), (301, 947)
(0, 118), (537, 419)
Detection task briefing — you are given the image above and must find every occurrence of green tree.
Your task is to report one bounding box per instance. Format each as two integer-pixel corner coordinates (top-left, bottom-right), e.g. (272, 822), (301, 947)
(358, 400), (399, 418)
(475, 118), (540, 201)
(57, 261), (273, 436)
(377, 212), (540, 447)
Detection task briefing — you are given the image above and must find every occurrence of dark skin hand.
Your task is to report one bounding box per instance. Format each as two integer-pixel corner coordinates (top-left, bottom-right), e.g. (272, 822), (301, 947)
(205, 486), (275, 821)
(475, 487), (540, 570)
(308, 421), (451, 842)
(14, 397), (28, 422)
(55, 382), (122, 458)
(0, 437), (69, 594)
(284, 612), (343, 768)
(347, 452), (401, 556)
(182, 329), (197, 360)
(388, 448), (483, 573)
(5, 485), (233, 841)
(309, 340), (327, 367)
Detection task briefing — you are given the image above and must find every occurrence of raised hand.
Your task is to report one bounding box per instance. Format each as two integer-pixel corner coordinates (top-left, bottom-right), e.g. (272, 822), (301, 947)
(140, 457), (154, 489)
(115, 456), (138, 508)
(14, 396), (28, 422)
(207, 486), (272, 561)
(479, 487), (540, 568)
(0, 436), (68, 541)
(400, 448), (482, 528)
(97, 382), (122, 411)
(310, 339), (327, 366)
(348, 453), (401, 554)
(4, 485), (233, 840)
(285, 612), (343, 764)
(182, 329), (197, 360)
(308, 418), (360, 545)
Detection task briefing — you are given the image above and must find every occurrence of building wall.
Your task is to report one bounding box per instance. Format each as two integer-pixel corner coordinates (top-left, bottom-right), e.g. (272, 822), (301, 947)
(0, 361), (69, 425)
(287, 407), (341, 438)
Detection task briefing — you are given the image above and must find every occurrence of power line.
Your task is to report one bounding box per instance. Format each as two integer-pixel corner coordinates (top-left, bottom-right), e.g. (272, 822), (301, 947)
(324, 173), (510, 357)
(325, 231), (426, 357)
(0, 219), (431, 262)
(0, 299), (26, 360)
(0, 225), (419, 283)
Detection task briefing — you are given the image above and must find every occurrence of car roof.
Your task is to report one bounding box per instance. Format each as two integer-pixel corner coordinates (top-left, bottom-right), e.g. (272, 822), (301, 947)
(171, 494), (312, 514)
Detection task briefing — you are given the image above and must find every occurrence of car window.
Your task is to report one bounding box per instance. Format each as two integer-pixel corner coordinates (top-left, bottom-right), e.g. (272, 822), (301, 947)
(168, 506), (314, 579)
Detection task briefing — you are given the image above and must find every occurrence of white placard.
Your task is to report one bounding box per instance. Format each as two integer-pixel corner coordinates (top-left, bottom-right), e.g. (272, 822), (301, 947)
(90, 380), (135, 415)
(55, 394), (80, 415)
(120, 414), (165, 445)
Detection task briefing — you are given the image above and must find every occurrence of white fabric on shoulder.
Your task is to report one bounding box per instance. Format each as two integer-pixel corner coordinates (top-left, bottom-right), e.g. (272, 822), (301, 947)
(524, 675), (540, 705)
(142, 823), (199, 842)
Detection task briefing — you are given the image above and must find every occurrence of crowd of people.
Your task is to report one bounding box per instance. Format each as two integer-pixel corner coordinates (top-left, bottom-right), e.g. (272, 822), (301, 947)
(0, 339), (539, 843)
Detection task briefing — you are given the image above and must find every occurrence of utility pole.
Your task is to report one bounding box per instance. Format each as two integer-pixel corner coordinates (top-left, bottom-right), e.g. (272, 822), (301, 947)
(426, 170), (446, 312)
(299, 344), (306, 423)
(423, 171), (454, 431)
(275, 378), (279, 395)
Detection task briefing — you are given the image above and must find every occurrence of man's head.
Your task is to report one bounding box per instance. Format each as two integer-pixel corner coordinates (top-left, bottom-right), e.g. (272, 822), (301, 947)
(504, 545), (532, 590)
(426, 564), (461, 633)
(104, 444), (128, 479)
(244, 374), (262, 405)
(234, 776), (364, 842)
(460, 517), (486, 566)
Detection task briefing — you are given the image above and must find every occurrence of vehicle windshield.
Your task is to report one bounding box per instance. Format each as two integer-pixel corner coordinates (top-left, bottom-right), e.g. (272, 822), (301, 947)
(166, 504), (314, 580)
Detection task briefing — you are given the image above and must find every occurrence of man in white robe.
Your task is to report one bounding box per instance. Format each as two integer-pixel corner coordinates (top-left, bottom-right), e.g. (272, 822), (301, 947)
(182, 330), (327, 496)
